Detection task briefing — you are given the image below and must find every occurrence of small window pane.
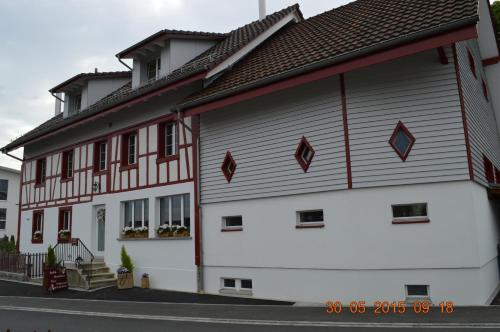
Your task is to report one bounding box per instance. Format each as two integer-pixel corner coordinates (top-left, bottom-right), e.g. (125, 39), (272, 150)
(165, 123), (176, 156)
(147, 60), (157, 81)
(144, 199), (149, 228)
(124, 201), (133, 227)
(241, 279), (252, 289)
(223, 279), (236, 288)
(0, 180), (7, 200)
(407, 285), (429, 297)
(134, 200), (143, 228)
(99, 142), (107, 171)
(0, 208), (6, 230)
(392, 204), (427, 218)
(128, 134), (136, 165)
(172, 195), (182, 226)
(224, 216), (242, 227)
(298, 210), (324, 223)
(394, 131), (411, 155)
(183, 194), (190, 229)
(160, 197), (169, 225)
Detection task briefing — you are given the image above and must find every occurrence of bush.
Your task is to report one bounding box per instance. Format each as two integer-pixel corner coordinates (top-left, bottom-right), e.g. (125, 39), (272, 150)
(46, 245), (56, 268)
(120, 246), (134, 273)
(0, 235), (15, 253)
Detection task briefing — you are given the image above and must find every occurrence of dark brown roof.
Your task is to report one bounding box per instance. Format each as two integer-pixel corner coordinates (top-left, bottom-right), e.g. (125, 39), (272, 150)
(3, 5), (303, 152)
(49, 71), (131, 93)
(117, 30), (228, 59)
(181, 0), (479, 107)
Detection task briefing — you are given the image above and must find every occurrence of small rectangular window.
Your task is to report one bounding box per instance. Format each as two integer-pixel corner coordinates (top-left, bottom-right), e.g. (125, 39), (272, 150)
(58, 207), (72, 243)
(147, 58), (161, 81)
(32, 210), (44, 243)
(223, 278), (236, 288)
(392, 203), (429, 224)
(73, 94), (82, 112)
(35, 158), (46, 185)
(222, 216), (243, 231)
(241, 279), (253, 289)
(0, 179), (8, 200)
(406, 285), (429, 297)
(94, 141), (107, 172)
(122, 133), (137, 166)
(0, 208), (5, 230)
(297, 210), (324, 226)
(62, 150), (74, 179)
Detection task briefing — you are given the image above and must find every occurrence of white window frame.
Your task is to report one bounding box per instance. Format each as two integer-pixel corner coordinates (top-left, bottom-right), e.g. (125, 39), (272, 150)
(221, 216), (243, 231)
(296, 209), (324, 227)
(99, 142), (107, 171)
(146, 57), (161, 81)
(0, 208), (6, 230)
(220, 277), (253, 295)
(158, 194), (190, 228)
(391, 203), (429, 223)
(34, 212), (43, 232)
(65, 150), (74, 179)
(164, 122), (177, 157)
(61, 210), (71, 231)
(123, 199), (149, 229)
(73, 94), (82, 112)
(128, 134), (137, 165)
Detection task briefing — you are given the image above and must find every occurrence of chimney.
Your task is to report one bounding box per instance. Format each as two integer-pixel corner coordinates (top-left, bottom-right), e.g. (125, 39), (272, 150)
(259, 0), (266, 20)
(54, 93), (62, 116)
(95, 67), (98, 73)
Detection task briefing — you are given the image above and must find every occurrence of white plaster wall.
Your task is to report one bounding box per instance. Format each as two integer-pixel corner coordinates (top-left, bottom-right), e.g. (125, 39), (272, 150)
(20, 182), (197, 292)
(477, 0), (499, 60)
(87, 78), (130, 106)
(0, 168), (20, 240)
(201, 181), (500, 305)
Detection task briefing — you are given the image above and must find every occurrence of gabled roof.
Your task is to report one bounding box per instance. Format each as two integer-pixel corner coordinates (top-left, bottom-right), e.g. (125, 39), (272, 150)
(2, 5), (303, 152)
(181, 0), (479, 108)
(117, 30), (228, 59)
(49, 71), (131, 93)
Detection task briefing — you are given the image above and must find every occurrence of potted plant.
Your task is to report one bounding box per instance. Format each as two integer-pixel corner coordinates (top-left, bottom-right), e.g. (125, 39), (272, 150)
(122, 226), (135, 239)
(117, 246), (134, 289)
(58, 229), (71, 242)
(33, 231), (43, 241)
(134, 226), (148, 238)
(141, 273), (150, 289)
(157, 224), (173, 238)
(43, 245), (57, 289)
(174, 226), (189, 237)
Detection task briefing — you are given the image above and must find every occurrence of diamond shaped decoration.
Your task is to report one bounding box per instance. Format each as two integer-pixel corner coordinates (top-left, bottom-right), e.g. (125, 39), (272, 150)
(221, 151), (237, 183)
(389, 121), (416, 161)
(295, 136), (315, 172)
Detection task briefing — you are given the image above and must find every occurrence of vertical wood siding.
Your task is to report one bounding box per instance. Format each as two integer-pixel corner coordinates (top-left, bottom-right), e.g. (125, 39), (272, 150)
(20, 116), (194, 210)
(456, 40), (500, 186)
(200, 78), (347, 203)
(346, 48), (470, 188)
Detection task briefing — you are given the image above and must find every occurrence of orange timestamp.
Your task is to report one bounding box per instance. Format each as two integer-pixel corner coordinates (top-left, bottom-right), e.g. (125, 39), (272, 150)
(325, 300), (454, 315)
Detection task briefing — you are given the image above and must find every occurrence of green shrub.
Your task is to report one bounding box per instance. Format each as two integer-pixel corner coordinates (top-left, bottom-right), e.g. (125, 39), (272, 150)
(0, 236), (15, 253)
(46, 245), (56, 268)
(120, 246), (134, 272)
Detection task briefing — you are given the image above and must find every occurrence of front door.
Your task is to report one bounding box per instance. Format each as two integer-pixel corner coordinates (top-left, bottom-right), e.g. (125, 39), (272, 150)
(93, 205), (106, 257)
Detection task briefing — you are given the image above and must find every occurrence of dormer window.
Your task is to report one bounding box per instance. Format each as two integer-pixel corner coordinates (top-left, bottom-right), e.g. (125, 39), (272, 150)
(147, 58), (161, 81)
(73, 94), (82, 112)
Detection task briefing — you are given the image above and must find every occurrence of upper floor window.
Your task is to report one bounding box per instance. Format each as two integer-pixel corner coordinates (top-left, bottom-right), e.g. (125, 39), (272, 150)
(121, 132), (137, 166)
(32, 210), (44, 243)
(147, 58), (161, 81)
(0, 179), (8, 200)
(62, 150), (74, 180)
(0, 208), (5, 230)
(35, 158), (46, 185)
(94, 141), (107, 172)
(158, 122), (177, 159)
(73, 94), (82, 112)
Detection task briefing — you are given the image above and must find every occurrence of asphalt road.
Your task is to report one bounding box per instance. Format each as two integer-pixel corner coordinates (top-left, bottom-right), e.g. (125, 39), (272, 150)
(0, 296), (500, 331)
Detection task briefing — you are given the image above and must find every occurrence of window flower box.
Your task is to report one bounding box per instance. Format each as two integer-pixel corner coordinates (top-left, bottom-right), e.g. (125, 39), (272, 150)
(58, 230), (71, 242)
(122, 226), (148, 239)
(33, 231), (43, 241)
(174, 225), (189, 237)
(156, 225), (189, 238)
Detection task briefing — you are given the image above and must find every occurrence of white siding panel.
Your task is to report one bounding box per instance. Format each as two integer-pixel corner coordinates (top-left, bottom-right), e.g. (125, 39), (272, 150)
(200, 77), (347, 203)
(457, 40), (500, 186)
(346, 47), (469, 188)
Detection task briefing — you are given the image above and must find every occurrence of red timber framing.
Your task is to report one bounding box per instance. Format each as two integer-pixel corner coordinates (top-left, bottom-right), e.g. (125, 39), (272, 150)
(191, 115), (201, 267)
(483, 56), (500, 67)
(184, 25), (477, 117)
(19, 112), (194, 211)
(453, 43), (475, 181)
(339, 74), (352, 189)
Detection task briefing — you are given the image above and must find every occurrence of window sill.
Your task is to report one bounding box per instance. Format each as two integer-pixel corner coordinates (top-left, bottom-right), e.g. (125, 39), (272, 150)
(392, 218), (430, 225)
(219, 288), (253, 297)
(119, 164), (138, 171)
(34, 183), (45, 188)
(156, 155), (179, 164)
(117, 236), (192, 241)
(93, 170), (109, 176)
(296, 223), (325, 229)
(60, 177), (73, 183)
(221, 227), (243, 232)
(31, 239), (43, 244)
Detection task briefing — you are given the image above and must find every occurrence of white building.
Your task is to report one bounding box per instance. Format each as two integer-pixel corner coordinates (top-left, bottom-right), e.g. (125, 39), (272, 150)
(2, 0), (500, 304)
(0, 166), (20, 241)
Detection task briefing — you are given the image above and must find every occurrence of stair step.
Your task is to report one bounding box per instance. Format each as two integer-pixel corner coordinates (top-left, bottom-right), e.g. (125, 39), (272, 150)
(89, 278), (117, 289)
(87, 272), (115, 281)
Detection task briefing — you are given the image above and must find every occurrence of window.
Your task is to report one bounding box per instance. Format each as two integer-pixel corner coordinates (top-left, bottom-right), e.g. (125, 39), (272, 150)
(295, 136), (315, 172)
(483, 155), (495, 183)
(94, 141), (107, 172)
(482, 79), (489, 102)
(221, 151), (237, 183)
(35, 158), (46, 185)
(220, 278), (253, 294)
(62, 150), (74, 180)
(241, 279), (253, 289)
(392, 203), (429, 224)
(123, 199), (149, 229)
(222, 216), (243, 231)
(121, 132), (137, 166)
(406, 285), (429, 297)
(389, 121), (416, 161)
(32, 210), (43, 243)
(147, 58), (161, 81)
(159, 194), (190, 230)
(467, 49), (476, 78)
(0, 208), (5, 230)
(296, 210), (324, 228)
(58, 208), (72, 243)
(0, 180), (8, 200)
(158, 122), (177, 159)
(73, 94), (82, 112)
(223, 278), (236, 288)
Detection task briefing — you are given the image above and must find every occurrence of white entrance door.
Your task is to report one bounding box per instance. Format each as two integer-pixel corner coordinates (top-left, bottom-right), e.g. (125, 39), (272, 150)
(93, 205), (106, 257)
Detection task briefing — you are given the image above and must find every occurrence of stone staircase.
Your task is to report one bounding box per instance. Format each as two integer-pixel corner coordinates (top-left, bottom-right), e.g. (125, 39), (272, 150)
(66, 257), (116, 290)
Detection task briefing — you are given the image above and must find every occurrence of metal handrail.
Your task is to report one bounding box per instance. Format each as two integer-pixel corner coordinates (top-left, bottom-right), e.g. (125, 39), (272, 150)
(53, 238), (94, 289)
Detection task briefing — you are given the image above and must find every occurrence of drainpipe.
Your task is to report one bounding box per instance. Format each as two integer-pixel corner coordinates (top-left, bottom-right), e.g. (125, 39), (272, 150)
(116, 55), (133, 71)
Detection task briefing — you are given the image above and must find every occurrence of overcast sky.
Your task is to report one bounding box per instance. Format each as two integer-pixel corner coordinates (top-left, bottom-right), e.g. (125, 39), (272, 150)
(0, 0), (355, 170)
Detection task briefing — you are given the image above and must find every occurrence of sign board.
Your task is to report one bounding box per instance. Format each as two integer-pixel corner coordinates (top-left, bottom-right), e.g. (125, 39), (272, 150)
(46, 268), (68, 292)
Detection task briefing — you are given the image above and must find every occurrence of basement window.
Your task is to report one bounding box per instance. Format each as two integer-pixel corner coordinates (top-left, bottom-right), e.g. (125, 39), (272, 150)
(406, 285), (429, 298)
(296, 210), (324, 229)
(241, 279), (253, 289)
(392, 203), (429, 224)
(221, 151), (237, 183)
(295, 136), (315, 172)
(223, 278), (236, 289)
(222, 216), (243, 231)
(220, 278), (253, 295)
